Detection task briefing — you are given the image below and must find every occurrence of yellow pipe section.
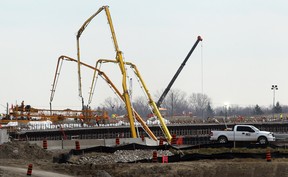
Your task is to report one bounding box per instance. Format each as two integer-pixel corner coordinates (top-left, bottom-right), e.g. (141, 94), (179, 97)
(104, 6), (137, 138)
(75, 6), (137, 138)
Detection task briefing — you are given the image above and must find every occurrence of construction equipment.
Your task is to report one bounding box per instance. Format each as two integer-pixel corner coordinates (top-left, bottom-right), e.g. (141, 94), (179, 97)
(76, 5), (137, 139)
(90, 59), (172, 141)
(5, 103), (108, 125)
(156, 36), (203, 108)
(74, 5), (172, 141)
(49, 55), (158, 141)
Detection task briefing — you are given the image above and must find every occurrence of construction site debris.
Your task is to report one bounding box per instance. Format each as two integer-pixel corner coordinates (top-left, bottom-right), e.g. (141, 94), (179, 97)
(70, 150), (173, 165)
(0, 141), (52, 160)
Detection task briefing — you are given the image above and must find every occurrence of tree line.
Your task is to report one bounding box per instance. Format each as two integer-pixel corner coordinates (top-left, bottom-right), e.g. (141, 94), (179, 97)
(98, 89), (287, 119)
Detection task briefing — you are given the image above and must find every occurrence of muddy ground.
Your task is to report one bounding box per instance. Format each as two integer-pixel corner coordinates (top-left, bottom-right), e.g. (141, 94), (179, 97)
(1, 141), (288, 177)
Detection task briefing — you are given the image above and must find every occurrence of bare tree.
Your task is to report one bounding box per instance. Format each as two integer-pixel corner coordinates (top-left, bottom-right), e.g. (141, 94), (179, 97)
(132, 96), (151, 118)
(188, 93), (211, 118)
(100, 97), (126, 116)
(160, 89), (189, 117)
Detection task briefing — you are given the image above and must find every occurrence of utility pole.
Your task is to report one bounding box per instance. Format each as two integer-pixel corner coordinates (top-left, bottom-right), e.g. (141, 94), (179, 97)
(271, 85), (278, 119)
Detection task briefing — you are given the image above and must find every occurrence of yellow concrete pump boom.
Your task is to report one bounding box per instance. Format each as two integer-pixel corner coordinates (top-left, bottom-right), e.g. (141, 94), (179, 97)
(76, 6), (106, 109)
(90, 59), (173, 142)
(49, 55), (157, 140)
(76, 6), (137, 138)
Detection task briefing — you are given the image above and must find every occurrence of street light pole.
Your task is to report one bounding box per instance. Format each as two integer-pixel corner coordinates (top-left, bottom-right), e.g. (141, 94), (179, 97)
(271, 85), (278, 119)
(223, 104), (229, 129)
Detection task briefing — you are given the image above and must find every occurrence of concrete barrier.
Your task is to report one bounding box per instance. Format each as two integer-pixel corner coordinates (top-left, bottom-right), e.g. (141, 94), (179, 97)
(0, 129), (9, 145)
(30, 139), (105, 150)
(29, 138), (158, 150)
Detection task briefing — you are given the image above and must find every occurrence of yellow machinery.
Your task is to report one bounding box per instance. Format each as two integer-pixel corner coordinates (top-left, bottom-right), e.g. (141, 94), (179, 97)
(49, 55), (158, 141)
(69, 5), (171, 141)
(5, 104), (108, 125)
(75, 6), (172, 141)
(76, 6), (137, 138)
(90, 59), (173, 141)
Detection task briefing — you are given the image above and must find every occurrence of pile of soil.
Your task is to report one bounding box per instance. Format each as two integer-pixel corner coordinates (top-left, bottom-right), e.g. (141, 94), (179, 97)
(0, 141), (52, 160)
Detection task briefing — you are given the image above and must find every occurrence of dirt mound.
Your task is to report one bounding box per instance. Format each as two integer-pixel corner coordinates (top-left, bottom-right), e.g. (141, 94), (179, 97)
(0, 141), (52, 160)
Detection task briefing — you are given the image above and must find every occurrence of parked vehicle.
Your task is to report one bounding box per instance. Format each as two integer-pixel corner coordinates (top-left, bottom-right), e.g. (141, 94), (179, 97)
(210, 125), (275, 145)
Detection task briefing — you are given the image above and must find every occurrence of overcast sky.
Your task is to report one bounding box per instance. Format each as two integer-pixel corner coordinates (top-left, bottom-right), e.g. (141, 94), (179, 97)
(1, 0), (287, 112)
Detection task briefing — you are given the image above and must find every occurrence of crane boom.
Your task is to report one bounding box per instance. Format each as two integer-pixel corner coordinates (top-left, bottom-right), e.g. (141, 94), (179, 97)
(156, 36), (202, 108)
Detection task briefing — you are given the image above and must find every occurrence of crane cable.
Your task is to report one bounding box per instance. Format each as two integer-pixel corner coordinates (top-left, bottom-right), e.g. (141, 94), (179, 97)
(201, 40), (204, 119)
(201, 40), (204, 97)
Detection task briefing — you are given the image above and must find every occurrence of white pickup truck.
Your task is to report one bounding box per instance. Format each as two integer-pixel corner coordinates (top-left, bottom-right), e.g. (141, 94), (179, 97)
(210, 125), (275, 144)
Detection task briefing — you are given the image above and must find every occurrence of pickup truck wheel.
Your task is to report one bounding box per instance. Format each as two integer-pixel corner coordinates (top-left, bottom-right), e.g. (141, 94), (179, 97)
(258, 136), (268, 145)
(218, 136), (228, 144)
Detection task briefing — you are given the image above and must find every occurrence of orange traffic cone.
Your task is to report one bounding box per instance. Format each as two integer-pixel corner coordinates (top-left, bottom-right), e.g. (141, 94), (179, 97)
(152, 151), (158, 163)
(141, 134), (145, 142)
(43, 138), (48, 149)
(159, 137), (164, 146)
(266, 149), (271, 162)
(26, 164), (33, 176)
(75, 141), (80, 150)
(116, 137), (120, 145)
(171, 134), (177, 145)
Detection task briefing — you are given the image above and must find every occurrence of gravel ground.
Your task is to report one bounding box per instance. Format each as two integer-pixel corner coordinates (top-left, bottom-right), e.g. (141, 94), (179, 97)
(70, 149), (173, 165)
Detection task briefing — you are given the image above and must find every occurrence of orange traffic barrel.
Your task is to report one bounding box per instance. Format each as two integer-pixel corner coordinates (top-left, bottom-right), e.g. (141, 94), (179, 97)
(75, 141), (80, 150)
(152, 151), (158, 163)
(141, 134), (145, 142)
(171, 134), (177, 145)
(116, 137), (120, 145)
(266, 149), (272, 162)
(43, 139), (48, 149)
(159, 137), (164, 146)
(177, 136), (183, 145)
(26, 164), (33, 176)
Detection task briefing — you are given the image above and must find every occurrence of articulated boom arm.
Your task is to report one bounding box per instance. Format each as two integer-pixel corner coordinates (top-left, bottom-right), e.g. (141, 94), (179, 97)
(91, 59), (172, 141)
(76, 6), (106, 108)
(76, 6), (137, 138)
(156, 36), (202, 108)
(49, 55), (157, 140)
